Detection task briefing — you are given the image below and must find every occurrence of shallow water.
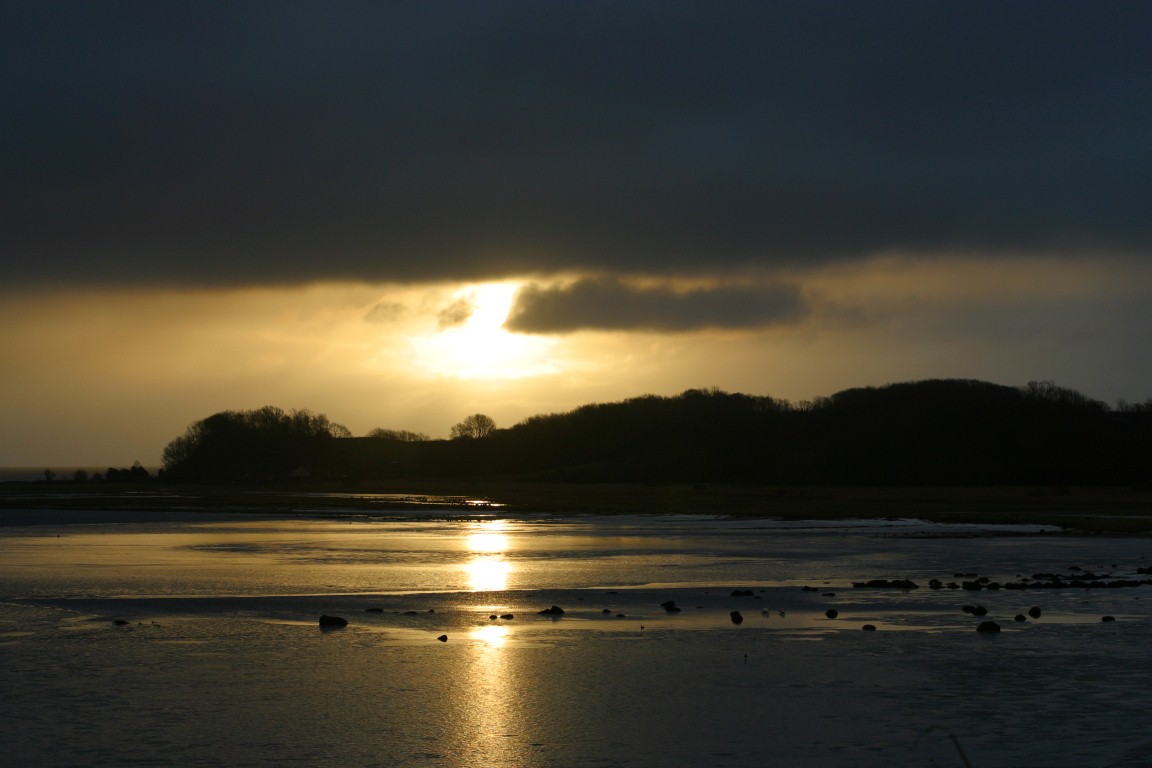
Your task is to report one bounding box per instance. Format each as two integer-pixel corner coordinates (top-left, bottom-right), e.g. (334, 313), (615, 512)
(3, 512), (1152, 767)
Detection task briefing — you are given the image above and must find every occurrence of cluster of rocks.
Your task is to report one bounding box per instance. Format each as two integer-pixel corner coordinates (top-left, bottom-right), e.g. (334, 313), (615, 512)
(851, 567), (1152, 593)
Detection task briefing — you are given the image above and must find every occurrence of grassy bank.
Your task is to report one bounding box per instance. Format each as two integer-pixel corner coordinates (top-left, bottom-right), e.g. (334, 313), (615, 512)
(2, 480), (1151, 532)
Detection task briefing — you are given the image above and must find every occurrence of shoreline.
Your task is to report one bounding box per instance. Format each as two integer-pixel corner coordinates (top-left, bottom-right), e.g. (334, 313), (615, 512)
(2, 480), (1151, 532)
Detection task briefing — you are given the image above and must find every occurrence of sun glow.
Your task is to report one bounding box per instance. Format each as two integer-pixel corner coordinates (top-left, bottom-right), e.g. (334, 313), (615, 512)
(411, 282), (560, 380)
(471, 624), (510, 648)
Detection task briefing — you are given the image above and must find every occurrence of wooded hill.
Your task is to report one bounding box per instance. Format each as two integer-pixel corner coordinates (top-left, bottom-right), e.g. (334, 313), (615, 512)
(160, 379), (1152, 487)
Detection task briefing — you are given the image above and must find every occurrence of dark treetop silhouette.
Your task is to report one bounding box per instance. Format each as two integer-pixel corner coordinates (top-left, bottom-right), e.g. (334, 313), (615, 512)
(159, 380), (1152, 487)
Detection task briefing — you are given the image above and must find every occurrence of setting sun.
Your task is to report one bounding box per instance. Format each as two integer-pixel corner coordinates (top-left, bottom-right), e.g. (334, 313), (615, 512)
(411, 282), (560, 380)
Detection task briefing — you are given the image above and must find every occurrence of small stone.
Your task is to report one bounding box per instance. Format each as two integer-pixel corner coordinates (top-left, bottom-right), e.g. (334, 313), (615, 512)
(1102, 615), (1116, 622)
(825, 609), (838, 619)
(730, 611), (744, 625)
(976, 621), (1001, 633)
(1014, 614), (1027, 622)
(1028, 606), (1042, 619)
(861, 624), (877, 631)
(318, 615), (348, 628)
(437, 634), (448, 642)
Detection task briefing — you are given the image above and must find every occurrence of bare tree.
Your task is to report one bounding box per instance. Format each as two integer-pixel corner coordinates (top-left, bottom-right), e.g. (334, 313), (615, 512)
(450, 413), (496, 439)
(366, 428), (430, 442)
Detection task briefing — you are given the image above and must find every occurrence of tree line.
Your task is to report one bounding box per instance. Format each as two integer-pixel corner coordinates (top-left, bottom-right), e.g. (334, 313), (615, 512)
(157, 380), (1152, 487)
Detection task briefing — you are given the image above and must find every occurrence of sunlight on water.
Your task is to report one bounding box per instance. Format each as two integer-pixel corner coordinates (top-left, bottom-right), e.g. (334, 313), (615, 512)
(471, 623), (510, 648)
(463, 520), (514, 591)
(465, 554), (512, 591)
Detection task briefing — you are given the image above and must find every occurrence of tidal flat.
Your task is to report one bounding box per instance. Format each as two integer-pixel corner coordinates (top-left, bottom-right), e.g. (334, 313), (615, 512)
(2, 496), (1152, 767)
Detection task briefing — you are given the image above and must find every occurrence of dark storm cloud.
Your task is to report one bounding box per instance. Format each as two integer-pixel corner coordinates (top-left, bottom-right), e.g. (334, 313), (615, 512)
(505, 278), (808, 333)
(4, 1), (1151, 291)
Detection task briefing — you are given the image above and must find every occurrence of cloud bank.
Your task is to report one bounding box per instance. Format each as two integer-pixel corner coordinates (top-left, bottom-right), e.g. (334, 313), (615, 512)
(4, 1), (1151, 294)
(506, 278), (807, 333)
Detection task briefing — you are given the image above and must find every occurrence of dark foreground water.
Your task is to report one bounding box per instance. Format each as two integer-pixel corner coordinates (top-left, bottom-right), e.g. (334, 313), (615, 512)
(2, 511), (1151, 767)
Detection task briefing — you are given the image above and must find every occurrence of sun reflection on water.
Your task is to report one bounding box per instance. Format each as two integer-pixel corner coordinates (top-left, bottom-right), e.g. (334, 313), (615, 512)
(464, 520), (514, 591)
(471, 624), (510, 648)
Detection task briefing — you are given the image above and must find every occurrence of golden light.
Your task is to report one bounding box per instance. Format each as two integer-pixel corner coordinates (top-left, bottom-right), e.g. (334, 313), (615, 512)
(410, 282), (560, 380)
(464, 555), (512, 591)
(471, 624), (510, 648)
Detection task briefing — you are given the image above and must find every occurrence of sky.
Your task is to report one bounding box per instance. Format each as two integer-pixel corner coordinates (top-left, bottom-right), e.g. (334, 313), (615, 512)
(3, 1), (1152, 467)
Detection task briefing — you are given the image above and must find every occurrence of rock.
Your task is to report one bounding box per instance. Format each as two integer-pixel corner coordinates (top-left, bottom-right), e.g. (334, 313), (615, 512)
(660, 600), (681, 613)
(1014, 614), (1028, 622)
(1102, 615), (1116, 622)
(862, 624), (877, 631)
(1028, 606), (1042, 619)
(602, 608), (612, 614)
(976, 621), (1001, 633)
(490, 614), (498, 620)
(730, 611), (744, 625)
(437, 634), (448, 642)
(825, 609), (838, 619)
(538, 605), (565, 616)
(318, 615), (348, 628)
(730, 589), (754, 597)
(500, 614), (514, 620)
(364, 607), (383, 613)
(403, 610), (419, 616)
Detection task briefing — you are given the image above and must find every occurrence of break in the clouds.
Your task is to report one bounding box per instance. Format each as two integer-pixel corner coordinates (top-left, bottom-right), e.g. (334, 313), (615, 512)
(4, 1), (1152, 294)
(506, 278), (808, 333)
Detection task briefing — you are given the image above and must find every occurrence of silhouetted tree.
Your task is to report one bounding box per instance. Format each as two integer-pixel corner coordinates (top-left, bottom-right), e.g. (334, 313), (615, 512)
(366, 428), (430, 442)
(450, 414), (496, 439)
(162, 406), (349, 481)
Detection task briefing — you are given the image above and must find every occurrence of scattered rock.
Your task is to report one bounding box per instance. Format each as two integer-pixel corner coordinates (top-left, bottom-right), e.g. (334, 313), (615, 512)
(538, 605), (565, 616)
(403, 610), (419, 616)
(1014, 614), (1028, 622)
(319, 615), (348, 628)
(500, 614), (514, 620)
(730, 589), (755, 597)
(976, 621), (1001, 633)
(112, 619), (129, 626)
(730, 611), (744, 625)
(660, 600), (681, 613)
(437, 634), (448, 642)
(825, 609), (838, 619)
(364, 607), (383, 613)
(862, 624), (877, 631)
(602, 608), (612, 614)
(1028, 606), (1042, 619)
(1102, 615), (1116, 622)
(490, 615), (498, 620)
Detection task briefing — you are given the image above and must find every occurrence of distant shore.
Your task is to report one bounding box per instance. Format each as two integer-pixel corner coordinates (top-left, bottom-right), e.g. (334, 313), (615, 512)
(2, 480), (1150, 532)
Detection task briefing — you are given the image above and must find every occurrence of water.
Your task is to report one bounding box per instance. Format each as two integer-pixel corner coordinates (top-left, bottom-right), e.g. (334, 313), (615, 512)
(3, 511), (1152, 767)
